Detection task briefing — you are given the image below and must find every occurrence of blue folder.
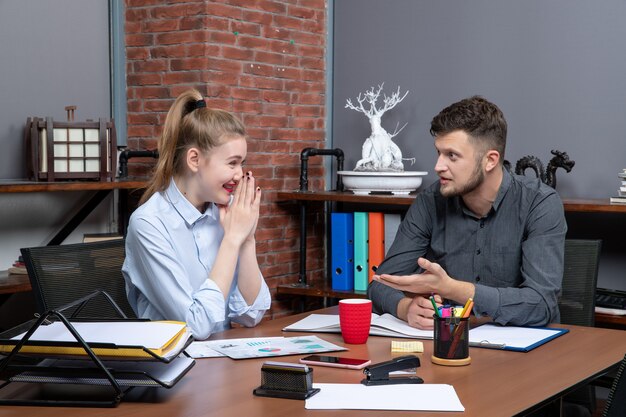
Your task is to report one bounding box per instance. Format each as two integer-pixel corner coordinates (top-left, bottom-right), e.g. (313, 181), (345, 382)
(353, 212), (369, 291)
(330, 213), (354, 291)
(468, 325), (570, 352)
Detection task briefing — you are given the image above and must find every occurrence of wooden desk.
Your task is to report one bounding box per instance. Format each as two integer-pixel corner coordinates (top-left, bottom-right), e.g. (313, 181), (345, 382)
(1, 307), (625, 416)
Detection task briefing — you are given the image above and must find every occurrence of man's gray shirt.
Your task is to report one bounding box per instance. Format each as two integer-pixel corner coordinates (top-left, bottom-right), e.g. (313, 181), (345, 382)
(368, 168), (567, 326)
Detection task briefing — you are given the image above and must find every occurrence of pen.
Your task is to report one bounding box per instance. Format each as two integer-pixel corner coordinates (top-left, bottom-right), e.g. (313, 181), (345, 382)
(430, 295), (440, 317)
(462, 300), (474, 318)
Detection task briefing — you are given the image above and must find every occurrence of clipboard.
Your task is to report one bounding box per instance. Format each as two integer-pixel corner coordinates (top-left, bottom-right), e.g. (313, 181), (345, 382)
(468, 324), (569, 352)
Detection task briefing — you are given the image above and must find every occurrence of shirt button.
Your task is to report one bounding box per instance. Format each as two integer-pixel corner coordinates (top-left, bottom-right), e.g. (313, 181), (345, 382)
(480, 221), (485, 228)
(475, 276), (481, 282)
(476, 249), (481, 255)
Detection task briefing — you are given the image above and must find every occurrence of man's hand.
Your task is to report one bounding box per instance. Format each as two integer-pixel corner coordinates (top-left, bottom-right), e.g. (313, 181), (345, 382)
(373, 258), (450, 294)
(374, 257), (475, 308)
(397, 294), (442, 330)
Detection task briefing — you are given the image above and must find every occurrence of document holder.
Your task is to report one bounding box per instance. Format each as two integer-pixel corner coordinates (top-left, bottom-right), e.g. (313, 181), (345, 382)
(0, 291), (194, 407)
(253, 361), (320, 400)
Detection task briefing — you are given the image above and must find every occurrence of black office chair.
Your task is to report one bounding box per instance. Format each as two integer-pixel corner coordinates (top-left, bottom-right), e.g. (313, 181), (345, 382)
(558, 239), (602, 417)
(602, 353), (626, 417)
(559, 239), (602, 327)
(21, 239), (136, 319)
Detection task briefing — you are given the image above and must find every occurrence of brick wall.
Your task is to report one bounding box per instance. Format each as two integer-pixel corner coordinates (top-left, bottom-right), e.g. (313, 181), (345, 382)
(124, 0), (328, 318)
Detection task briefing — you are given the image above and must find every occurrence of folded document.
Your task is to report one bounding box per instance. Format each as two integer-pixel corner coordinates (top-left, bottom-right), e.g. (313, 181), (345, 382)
(1, 320), (191, 361)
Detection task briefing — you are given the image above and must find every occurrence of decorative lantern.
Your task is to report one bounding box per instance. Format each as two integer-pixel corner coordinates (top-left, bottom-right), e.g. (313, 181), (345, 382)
(24, 106), (117, 181)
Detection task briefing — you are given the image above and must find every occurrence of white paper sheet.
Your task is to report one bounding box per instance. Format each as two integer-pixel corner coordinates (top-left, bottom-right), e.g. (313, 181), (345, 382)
(11, 321), (186, 350)
(305, 383), (464, 411)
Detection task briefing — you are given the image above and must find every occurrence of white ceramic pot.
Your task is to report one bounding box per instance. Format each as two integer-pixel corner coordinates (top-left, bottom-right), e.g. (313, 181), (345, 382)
(338, 171), (428, 195)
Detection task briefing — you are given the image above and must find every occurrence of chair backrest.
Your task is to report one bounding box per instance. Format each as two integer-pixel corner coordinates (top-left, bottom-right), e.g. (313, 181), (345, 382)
(21, 239), (136, 319)
(558, 239), (602, 326)
(603, 353), (626, 417)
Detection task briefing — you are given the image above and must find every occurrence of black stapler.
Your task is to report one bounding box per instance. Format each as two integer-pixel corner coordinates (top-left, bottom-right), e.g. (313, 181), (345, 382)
(361, 355), (423, 386)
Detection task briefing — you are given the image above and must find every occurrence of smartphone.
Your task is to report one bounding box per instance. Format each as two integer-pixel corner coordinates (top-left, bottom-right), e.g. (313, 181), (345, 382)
(299, 355), (371, 370)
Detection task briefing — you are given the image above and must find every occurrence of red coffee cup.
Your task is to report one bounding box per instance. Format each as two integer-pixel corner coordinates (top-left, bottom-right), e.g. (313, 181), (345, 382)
(339, 299), (372, 344)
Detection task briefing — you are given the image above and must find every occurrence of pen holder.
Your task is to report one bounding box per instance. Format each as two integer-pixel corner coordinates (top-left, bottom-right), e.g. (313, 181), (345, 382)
(253, 362), (320, 400)
(431, 316), (471, 366)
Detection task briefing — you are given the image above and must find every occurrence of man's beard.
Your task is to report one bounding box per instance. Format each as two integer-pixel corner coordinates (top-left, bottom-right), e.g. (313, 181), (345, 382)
(440, 161), (485, 197)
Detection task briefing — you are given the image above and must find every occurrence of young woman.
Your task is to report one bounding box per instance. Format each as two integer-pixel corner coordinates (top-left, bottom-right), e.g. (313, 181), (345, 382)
(122, 89), (270, 340)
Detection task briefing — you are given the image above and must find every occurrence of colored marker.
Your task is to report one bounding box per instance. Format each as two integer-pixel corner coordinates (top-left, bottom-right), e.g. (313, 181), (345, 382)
(430, 295), (440, 317)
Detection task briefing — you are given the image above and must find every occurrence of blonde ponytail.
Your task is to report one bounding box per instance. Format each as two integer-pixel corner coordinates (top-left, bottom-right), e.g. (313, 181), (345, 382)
(140, 89), (246, 205)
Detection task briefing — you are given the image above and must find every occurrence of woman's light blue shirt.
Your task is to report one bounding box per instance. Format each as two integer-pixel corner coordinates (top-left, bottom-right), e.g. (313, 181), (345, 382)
(122, 180), (271, 340)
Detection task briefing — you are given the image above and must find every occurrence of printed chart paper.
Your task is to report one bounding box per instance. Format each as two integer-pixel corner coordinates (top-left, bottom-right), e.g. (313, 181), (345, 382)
(205, 335), (346, 359)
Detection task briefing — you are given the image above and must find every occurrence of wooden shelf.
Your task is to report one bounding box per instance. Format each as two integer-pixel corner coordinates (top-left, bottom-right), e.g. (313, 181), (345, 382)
(277, 282), (367, 300)
(595, 312), (626, 329)
(277, 191), (626, 213)
(0, 179), (147, 193)
(0, 271), (31, 295)
(0, 179), (148, 247)
(276, 190), (415, 206)
(561, 198), (626, 213)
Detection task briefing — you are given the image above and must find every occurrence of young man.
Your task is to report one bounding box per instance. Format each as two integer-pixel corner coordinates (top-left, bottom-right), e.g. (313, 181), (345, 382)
(369, 96), (567, 329)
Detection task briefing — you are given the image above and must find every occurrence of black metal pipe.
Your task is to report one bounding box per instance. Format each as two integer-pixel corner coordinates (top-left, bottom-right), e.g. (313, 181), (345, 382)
(299, 147), (344, 192)
(118, 149), (159, 178)
(297, 147), (344, 286)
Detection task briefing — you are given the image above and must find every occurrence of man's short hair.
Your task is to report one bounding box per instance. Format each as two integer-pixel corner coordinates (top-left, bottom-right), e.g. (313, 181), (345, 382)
(430, 96), (507, 160)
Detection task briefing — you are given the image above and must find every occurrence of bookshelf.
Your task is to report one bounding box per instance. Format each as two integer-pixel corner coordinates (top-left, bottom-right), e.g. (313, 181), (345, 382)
(0, 180), (147, 296)
(0, 179), (146, 245)
(277, 191), (626, 213)
(275, 191), (626, 328)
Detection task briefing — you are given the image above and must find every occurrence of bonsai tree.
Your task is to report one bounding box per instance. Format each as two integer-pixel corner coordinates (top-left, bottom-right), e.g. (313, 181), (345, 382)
(345, 83), (412, 171)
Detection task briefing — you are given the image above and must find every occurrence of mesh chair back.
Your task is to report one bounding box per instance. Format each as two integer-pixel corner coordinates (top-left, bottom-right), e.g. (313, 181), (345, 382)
(21, 239), (136, 319)
(558, 239), (602, 327)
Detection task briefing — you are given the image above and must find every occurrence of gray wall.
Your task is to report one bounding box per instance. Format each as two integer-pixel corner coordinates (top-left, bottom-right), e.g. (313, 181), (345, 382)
(0, 0), (111, 179)
(333, 0), (626, 199)
(332, 0), (626, 291)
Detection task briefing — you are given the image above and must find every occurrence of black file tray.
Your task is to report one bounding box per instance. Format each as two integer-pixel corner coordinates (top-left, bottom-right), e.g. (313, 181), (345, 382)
(0, 291), (195, 407)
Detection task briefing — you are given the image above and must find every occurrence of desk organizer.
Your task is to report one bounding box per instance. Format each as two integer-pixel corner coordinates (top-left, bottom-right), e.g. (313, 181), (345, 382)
(431, 316), (471, 366)
(24, 106), (117, 181)
(0, 291), (194, 407)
